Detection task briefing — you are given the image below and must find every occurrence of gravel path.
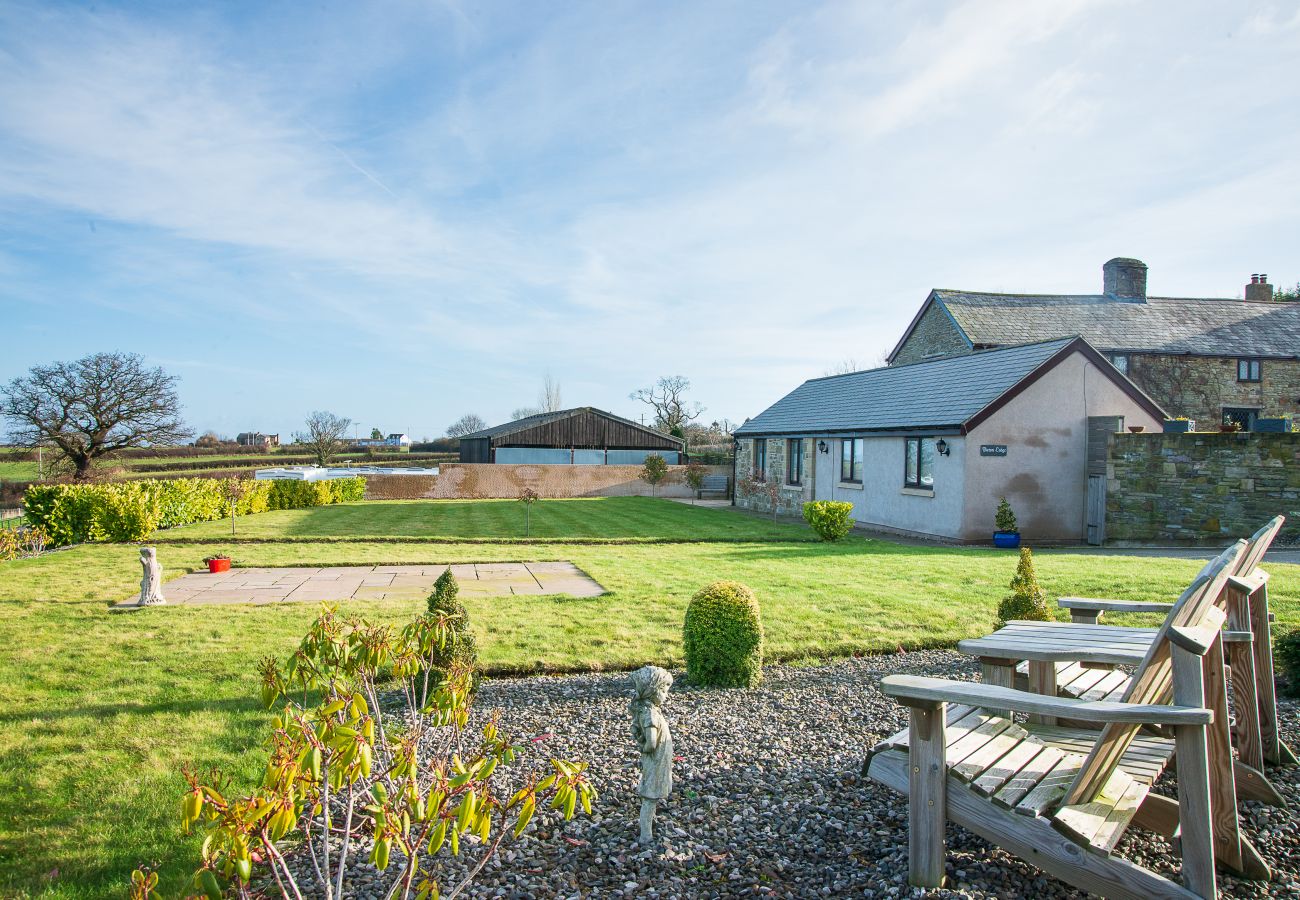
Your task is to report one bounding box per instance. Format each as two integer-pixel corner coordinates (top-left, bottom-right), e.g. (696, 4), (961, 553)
(297, 652), (1300, 898)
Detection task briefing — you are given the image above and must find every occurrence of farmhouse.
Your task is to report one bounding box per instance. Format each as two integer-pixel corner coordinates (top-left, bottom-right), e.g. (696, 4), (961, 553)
(457, 407), (684, 465)
(734, 337), (1165, 543)
(887, 259), (1300, 431)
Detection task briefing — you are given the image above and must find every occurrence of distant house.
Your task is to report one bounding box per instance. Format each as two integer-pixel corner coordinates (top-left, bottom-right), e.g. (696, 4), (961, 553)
(734, 337), (1165, 543)
(888, 259), (1300, 431)
(237, 432), (279, 448)
(458, 407), (684, 465)
(353, 433), (412, 450)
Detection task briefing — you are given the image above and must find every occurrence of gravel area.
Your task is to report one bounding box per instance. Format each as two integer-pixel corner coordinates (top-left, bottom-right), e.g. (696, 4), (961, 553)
(288, 651), (1299, 898)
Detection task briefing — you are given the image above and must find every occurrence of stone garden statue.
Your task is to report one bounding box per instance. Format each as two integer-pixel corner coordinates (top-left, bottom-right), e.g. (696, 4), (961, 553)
(630, 665), (673, 844)
(136, 547), (165, 606)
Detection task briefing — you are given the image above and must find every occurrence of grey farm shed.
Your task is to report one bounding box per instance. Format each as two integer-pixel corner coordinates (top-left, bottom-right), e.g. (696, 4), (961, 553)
(457, 407), (685, 465)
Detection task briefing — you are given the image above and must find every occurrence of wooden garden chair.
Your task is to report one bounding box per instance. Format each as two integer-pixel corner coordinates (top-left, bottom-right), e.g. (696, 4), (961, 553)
(1054, 516), (1294, 772)
(866, 542), (1267, 898)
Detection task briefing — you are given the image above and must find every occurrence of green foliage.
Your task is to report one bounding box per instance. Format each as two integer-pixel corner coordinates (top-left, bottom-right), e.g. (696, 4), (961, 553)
(23, 476), (365, 545)
(802, 500), (854, 541)
(0, 524), (49, 561)
(177, 604), (593, 899)
(682, 580), (764, 688)
(996, 547), (1051, 628)
(424, 568), (480, 695)
(1275, 628), (1300, 697)
(682, 461), (707, 493)
(994, 496), (1018, 533)
(639, 454), (669, 495)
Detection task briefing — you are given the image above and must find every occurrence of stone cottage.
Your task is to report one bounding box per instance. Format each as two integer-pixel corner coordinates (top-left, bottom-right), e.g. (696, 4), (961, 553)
(733, 337), (1165, 543)
(887, 260), (1300, 431)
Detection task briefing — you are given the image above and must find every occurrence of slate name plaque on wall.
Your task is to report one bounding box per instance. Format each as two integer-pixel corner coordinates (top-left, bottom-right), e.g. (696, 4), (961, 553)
(980, 444), (1008, 457)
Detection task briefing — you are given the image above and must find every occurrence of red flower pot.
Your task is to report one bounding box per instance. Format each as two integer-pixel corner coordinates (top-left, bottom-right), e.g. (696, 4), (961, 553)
(207, 558), (231, 573)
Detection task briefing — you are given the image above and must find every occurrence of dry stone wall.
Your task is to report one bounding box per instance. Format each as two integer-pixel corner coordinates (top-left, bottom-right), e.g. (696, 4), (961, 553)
(1127, 354), (1300, 426)
(1106, 432), (1300, 544)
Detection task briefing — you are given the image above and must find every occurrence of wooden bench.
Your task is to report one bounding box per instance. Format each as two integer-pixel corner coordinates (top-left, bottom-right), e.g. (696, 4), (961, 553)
(696, 474), (730, 499)
(867, 541), (1269, 898)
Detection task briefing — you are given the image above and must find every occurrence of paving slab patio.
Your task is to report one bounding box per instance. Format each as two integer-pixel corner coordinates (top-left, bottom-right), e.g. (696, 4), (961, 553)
(113, 562), (606, 608)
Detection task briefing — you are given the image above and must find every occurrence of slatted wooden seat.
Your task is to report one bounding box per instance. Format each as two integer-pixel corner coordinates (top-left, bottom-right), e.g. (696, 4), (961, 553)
(1053, 516), (1295, 772)
(866, 542), (1268, 899)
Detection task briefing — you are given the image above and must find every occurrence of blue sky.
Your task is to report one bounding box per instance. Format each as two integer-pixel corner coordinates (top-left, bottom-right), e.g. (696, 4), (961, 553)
(2, 0), (1298, 440)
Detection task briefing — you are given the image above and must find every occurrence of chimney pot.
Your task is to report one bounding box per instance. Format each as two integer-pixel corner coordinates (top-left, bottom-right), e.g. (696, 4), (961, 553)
(1103, 257), (1148, 300)
(1245, 273), (1274, 303)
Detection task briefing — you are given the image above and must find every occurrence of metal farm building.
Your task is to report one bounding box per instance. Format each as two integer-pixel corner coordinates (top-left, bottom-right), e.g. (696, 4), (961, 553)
(457, 407), (684, 465)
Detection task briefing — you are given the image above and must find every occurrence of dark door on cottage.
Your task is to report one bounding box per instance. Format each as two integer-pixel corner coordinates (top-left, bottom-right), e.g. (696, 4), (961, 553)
(1222, 407), (1259, 432)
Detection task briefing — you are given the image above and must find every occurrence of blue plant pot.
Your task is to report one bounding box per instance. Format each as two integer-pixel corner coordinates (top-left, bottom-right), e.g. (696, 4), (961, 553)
(1255, 418), (1291, 433)
(993, 531), (1021, 549)
(1162, 420), (1194, 434)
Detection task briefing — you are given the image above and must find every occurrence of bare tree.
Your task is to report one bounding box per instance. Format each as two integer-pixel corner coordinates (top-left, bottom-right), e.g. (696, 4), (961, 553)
(296, 411), (352, 466)
(511, 407), (541, 420)
(1, 352), (191, 480)
(630, 375), (704, 434)
(540, 372), (563, 412)
(823, 358), (862, 377)
(446, 413), (487, 437)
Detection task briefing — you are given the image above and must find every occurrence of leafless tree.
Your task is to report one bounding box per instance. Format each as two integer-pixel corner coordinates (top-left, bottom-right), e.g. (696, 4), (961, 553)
(630, 375), (704, 433)
(540, 372), (563, 412)
(445, 413), (487, 437)
(823, 358), (862, 377)
(1, 351), (191, 480)
(296, 410), (352, 466)
(511, 407), (540, 420)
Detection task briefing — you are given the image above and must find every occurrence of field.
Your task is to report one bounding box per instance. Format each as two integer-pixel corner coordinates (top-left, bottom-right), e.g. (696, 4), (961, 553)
(0, 497), (1295, 897)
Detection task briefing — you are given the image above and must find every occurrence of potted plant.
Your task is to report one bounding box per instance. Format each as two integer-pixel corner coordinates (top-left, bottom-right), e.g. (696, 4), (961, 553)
(204, 554), (232, 574)
(1220, 420), (1243, 433)
(1162, 417), (1195, 434)
(993, 496), (1020, 549)
(1254, 415), (1292, 433)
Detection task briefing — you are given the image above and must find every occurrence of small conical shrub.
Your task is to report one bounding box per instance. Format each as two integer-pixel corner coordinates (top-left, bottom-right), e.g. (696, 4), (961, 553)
(995, 496), (1018, 533)
(683, 580), (764, 688)
(995, 547), (1051, 628)
(423, 567), (479, 695)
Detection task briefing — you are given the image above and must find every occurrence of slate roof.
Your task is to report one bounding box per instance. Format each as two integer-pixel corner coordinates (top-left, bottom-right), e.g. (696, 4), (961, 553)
(459, 407), (683, 445)
(929, 291), (1300, 359)
(735, 337), (1120, 436)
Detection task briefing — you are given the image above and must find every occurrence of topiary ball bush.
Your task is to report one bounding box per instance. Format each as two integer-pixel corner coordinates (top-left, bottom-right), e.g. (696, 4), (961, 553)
(1276, 628), (1300, 698)
(423, 567), (480, 697)
(995, 546), (1052, 628)
(683, 580), (764, 688)
(802, 500), (854, 541)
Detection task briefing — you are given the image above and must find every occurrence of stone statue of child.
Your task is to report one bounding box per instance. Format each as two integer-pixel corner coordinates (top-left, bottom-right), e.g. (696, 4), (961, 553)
(630, 665), (673, 844)
(137, 547), (165, 606)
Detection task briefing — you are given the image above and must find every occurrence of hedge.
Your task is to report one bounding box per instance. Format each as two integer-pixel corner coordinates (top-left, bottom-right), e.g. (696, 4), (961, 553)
(22, 476), (365, 545)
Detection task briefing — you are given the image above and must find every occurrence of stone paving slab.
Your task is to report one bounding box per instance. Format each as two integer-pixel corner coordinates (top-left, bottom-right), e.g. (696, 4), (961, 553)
(114, 562), (606, 608)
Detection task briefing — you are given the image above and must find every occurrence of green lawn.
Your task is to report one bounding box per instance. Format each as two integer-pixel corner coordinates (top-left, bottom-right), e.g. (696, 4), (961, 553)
(152, 497), (815, 543)
(0, 499), (1295, 897)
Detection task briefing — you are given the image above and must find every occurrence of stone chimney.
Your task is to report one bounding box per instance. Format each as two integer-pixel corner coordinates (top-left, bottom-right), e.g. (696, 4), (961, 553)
(1245, 273), (1274, 303)
(1103, 257), (1148, 301)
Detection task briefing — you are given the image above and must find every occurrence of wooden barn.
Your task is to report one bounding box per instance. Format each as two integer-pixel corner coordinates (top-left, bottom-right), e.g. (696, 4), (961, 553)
(457, 407), (685, 465)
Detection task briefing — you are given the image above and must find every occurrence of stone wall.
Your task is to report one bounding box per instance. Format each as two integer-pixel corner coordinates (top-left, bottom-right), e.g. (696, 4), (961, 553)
(889, 299), (970, 365)
(734, 437), (812, 516)
(1106, 432), (1300, 544)
(363, 463), (729, 501)
(1127, 353), (1300, 426)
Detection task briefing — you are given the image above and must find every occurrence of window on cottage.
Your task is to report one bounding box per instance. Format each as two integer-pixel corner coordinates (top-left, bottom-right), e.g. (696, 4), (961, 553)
(840, 438), (863, 483)
(753, 439), (767, 478)
(904, 438), (936, 490)
(1237, 359), (1261, 383)
(1110, 353), (1129, 375)
(787, 438), (803, 485)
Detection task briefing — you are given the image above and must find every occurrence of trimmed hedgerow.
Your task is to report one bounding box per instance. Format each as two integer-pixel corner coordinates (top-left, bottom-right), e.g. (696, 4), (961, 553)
(802, 500), (855, 541)
(22, 476), (365, 546)
(683, 580), (764, 688)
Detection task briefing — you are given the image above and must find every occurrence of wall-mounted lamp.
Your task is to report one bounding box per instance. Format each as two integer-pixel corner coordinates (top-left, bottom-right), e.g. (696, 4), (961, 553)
(817, 440), (828, 454)
(935, 438), (950, 456)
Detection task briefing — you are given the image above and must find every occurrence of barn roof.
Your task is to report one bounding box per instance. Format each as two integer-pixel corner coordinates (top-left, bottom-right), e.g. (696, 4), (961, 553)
(734, 337), (1165, 437)
(459, 407), (685, 447)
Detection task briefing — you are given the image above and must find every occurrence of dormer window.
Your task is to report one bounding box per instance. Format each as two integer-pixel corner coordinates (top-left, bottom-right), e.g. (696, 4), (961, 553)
(1237, 359), (1262, 383)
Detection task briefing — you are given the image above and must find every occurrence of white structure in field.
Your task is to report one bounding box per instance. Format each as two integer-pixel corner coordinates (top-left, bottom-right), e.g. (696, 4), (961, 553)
(352, 432), (412, 448)
(254, 465), (439, 481)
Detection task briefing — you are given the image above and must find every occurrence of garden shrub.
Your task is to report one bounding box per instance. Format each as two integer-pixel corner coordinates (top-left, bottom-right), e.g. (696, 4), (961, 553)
(995, 496), (1018, 533)
(1275, 628), (1300, 698)
(21, 475), (364, 546)
(996, 546), (1052, 628)
(683, 580), (764, 688)
(802, 500), (854, 541)
(423, 567), (480, 696)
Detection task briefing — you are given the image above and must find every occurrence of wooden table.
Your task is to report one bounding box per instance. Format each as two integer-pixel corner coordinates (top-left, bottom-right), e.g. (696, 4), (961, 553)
(957, 620), (1158, 724)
